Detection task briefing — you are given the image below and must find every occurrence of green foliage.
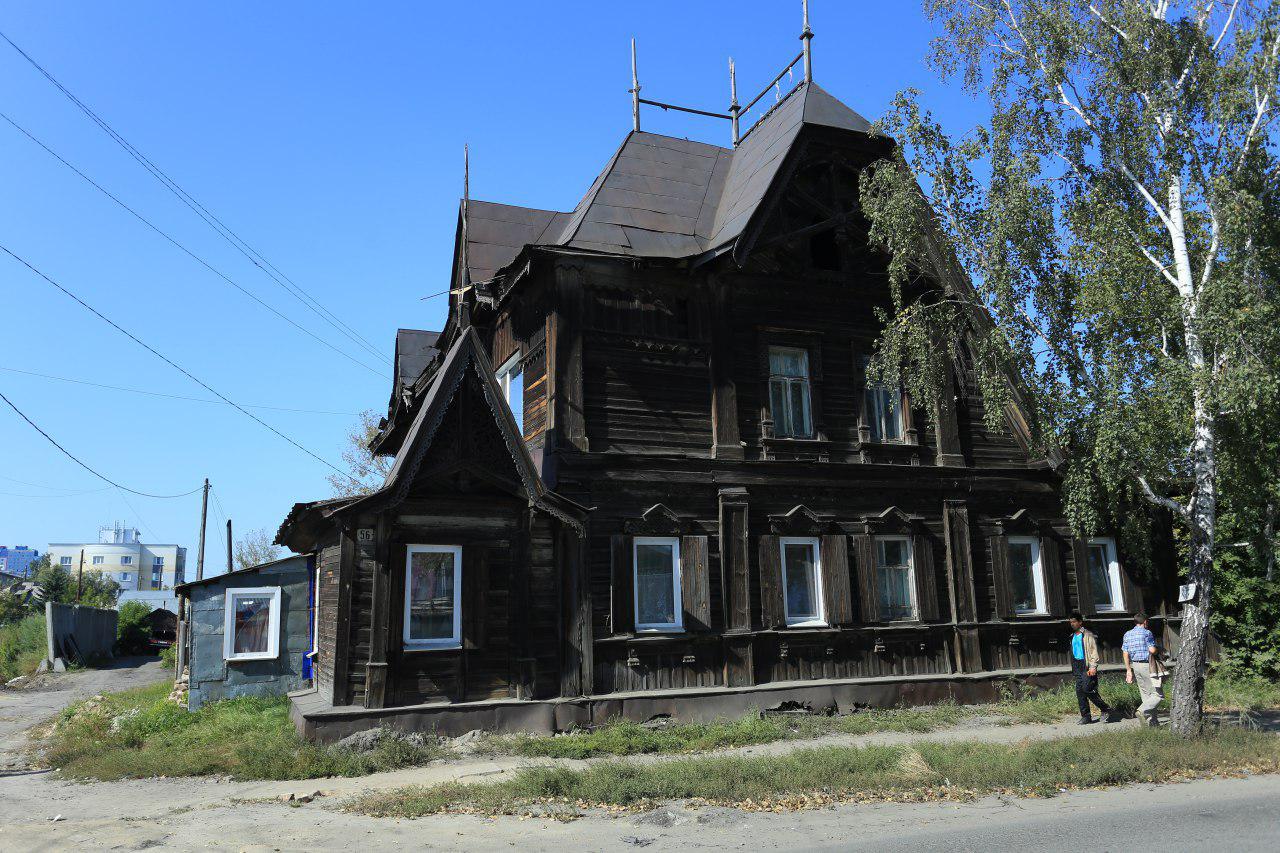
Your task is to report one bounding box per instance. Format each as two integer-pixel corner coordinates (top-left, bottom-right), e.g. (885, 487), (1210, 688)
(0, 612), (47, 682)
(44, 683), (446, 781)
(0, 591), (28, 625)
(159, 642), (178, 671)
(115, 601), (152, 655)
(351, 727), (1280, 817)
(30, 562), (119, 609)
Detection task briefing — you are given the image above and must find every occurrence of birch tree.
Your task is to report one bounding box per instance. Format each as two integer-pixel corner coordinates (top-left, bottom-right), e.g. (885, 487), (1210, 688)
(860, 0), (1280, 735)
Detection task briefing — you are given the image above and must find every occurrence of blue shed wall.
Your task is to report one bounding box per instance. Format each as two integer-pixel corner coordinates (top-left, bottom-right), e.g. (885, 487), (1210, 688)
(187, 555), (313, 710)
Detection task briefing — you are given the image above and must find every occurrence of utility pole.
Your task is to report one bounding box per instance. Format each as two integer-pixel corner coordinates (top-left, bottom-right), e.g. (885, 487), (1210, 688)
(76, 547), (84, 603)
(195, 478), (210, 581)
(226, 519), (233, 575)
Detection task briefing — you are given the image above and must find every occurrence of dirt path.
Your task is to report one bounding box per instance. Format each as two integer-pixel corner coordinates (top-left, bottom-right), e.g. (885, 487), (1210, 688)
(0, 656), (168, 772)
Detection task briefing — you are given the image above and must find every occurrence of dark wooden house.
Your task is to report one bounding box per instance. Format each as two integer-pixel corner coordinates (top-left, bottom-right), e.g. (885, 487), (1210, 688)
(278, 70), (1179, 740)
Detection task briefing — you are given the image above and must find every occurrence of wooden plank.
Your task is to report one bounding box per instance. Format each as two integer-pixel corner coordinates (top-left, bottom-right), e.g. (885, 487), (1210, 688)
(718, 488), (751, 631)
(680, 535), (712, 630)
(1073, 538), (1098, 617)
(852, 533), (878, 623)
(989, 534), (1014, 619)
(334, 528), (355, 706)
(610, 534), (634, 634)
(758, 535), (784, 628)
(1041, 535), (1066, 617)
(942, 501), (977, 622)
(820, 534), (853, 625)
(913, 533), (940, 621)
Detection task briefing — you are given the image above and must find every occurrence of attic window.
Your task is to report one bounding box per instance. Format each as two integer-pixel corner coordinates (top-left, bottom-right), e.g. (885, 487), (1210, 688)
(809, 227), (841, 271)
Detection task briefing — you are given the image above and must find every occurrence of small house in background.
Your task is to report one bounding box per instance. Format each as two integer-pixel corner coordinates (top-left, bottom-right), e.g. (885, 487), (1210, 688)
(175, 554), (314, 710)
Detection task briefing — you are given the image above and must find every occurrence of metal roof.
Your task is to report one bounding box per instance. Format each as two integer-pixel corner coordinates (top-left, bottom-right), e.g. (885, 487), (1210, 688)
(457, 81), (874, 283)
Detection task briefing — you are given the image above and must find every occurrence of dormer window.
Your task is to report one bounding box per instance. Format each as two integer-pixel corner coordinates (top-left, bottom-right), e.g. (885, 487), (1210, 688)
(768, 346), (814, 439)
(496, 352), (524, 436)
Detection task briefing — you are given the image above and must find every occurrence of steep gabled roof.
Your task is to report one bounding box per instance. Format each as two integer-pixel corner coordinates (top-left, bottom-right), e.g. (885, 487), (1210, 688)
(451, 81), (876, 287)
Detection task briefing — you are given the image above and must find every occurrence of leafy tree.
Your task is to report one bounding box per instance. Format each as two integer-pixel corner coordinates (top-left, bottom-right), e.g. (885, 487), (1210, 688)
(30, 562), (119, 609)
(116, 600), (153, 655)
(234, 528), (282, 571)
(326, 409), (393, 497)
(0, 591), (27, 626)
(860, 1), (1280, 735)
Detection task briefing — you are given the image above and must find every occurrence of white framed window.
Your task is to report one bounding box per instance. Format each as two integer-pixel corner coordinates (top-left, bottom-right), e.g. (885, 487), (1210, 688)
(311, 561), (321, 658)
(781, 537), (825, 627)
(1008, 536), (1047, 615)
(768, 346), (814, 439)
(119, 573), (131, 583)
(153, 556), (164, 567)
(403, 544), (462, 649)
(633, 537), (682, 632)
(223, 586), (282, 661)
(862, 357), (903, 442)
(59, 556), (72, 566)
(1087, 537), (1124, 612)
(120, 556), (133, 566)
(875, 536), (917, 621)
(496, 351), (525, 436)
(92, 556), (104, 565)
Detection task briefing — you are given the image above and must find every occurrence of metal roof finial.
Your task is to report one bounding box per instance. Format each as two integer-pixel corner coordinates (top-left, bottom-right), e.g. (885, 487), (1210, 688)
(800, 0), (814, 83)
(630, 38), (641, 132)
(729, 57), (740, 146)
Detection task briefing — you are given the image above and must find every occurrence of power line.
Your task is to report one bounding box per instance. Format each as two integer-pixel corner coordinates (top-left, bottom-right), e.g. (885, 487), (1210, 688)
(0, 387), (204, 498)
(0, 29), (391, 367)
(0, 471), (104, 492)
(1, 243), (362, 487)
(0, 110), (386, 379)
(0, 365), (360, 416)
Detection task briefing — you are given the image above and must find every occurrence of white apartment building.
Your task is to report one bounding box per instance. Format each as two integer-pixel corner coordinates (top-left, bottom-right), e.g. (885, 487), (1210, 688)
(47, 525), (187, 592)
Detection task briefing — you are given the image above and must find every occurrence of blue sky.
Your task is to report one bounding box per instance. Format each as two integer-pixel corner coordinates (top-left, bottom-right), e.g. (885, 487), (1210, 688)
(0, 2), (982, 576)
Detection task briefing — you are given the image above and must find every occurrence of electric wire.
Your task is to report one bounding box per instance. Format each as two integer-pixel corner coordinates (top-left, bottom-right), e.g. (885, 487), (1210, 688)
(0, 29), (390, 366)
(0, 110), (385, 379)
(0, 387), (204, 498)
(0, 243), (362, 488)
(0, 365), (360, 416)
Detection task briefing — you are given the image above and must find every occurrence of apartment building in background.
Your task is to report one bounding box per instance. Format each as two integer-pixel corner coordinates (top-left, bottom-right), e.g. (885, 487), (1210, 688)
(47, 524), (187, 592)
(0, 545), (40, 578)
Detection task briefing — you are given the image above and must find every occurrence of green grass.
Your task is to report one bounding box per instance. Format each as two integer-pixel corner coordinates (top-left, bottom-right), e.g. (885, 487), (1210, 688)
(0, 613), (47, 683)
(44, 682), (447, 781)
(350, 726), (1280, 818)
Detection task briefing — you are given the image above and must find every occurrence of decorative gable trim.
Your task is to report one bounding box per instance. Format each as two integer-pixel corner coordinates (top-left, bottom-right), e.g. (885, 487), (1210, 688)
(768, 504), (833, 535)
(995, 508), (1050, 536)
(624, 503), (688, 535)
(859, 506), (924, 535)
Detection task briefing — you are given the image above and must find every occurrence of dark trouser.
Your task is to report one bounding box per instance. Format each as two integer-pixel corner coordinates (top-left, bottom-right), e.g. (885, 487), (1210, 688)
(1072, 657), (1110, 719)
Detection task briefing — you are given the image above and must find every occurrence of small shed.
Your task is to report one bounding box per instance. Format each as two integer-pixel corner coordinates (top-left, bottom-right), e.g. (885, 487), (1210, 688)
(176, 554), (314, 710)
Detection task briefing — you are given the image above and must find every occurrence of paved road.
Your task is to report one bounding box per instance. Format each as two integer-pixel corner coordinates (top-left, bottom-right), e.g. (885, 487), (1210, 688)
(0, 656), (168, 771)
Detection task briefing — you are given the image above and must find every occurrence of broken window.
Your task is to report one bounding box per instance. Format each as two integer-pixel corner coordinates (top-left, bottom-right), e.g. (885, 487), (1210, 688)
(223, 586), (281, 661)
(769, 346), (814, 439)
(404, 545), (462, 649)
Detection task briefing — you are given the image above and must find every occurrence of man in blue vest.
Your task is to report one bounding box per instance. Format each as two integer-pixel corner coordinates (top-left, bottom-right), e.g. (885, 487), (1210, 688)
(1069, 611), (1115, 724)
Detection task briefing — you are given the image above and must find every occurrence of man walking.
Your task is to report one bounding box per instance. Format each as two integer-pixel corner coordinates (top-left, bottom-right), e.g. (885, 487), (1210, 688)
(1123, 613), (1163, 726)
(1069, 611), (1114, 724)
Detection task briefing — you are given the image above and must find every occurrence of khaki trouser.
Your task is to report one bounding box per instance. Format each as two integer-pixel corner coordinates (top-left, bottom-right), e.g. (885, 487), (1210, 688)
(1133, 665), (1163, 725)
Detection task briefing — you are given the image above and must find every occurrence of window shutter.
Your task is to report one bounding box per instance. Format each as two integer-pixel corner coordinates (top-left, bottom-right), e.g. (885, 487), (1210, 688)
(1119, 554), (1144, 615)
(1040, 536), (1066, 617)
(989, 535), (1015, 619)
(610, 534), (634, 634)
(680, 535), (712, 631)
(852, 533), (878, 623)
(912, 533), (940, 621)
(462, 544), (488, 649)
(1072, 538), (1097, 617)
(758, 535), (785, 628)
(820, 535), (853, 625)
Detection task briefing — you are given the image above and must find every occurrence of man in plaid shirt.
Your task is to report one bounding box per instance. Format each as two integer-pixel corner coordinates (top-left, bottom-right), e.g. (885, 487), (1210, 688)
(1123, 613), (1162, 727)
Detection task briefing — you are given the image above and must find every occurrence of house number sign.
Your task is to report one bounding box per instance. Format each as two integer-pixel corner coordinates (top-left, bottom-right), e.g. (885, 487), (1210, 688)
(357, 528), (376, 556)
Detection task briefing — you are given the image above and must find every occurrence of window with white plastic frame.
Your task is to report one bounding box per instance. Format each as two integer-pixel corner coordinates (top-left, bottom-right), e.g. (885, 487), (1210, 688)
(780, 537), (825, 627)
(223, 586), (281, 662)
(633, 537), (682, 632)
(1008, 536), (1047, 615)
(404, 544), (462, 649)
(768, 346), (814, 439)
(59, 556), (72, 566)
(875, 536), (917, 621)
(496, 351), (524, 436)
(1086, 537), (1125, 612)
(121, 556), (133, 565)
(92, 556), (104, 565)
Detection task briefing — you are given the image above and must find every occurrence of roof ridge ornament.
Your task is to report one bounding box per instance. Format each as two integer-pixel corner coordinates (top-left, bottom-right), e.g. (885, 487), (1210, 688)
(801, 0), (814, 84)
(458, 144), (472, 331)
(630, 38), (641, 132)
